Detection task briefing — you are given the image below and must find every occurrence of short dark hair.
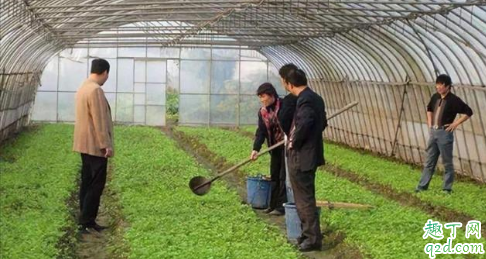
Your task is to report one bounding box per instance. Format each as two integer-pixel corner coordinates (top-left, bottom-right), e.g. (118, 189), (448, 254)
(256, 82), (278, 97)
(279, 63), (298, 79)
(436, 74), (452, 87)
(90, 59), (110, 75)
(285, 69), (307, 87)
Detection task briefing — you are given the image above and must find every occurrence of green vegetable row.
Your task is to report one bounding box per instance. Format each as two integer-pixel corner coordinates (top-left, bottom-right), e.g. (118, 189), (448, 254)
(0, 124), (79, 259)
(177, 126), (480, 259)
(110, 126), (301, 259)
(240, 125), (486, 223)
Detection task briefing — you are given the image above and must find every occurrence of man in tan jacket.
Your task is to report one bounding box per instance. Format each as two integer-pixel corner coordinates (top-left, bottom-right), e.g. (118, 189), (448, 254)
(73, 59), (113, 233)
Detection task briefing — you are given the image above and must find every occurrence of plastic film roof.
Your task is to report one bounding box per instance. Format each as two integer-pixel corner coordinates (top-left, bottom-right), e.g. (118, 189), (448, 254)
(1, 0), (486, 84)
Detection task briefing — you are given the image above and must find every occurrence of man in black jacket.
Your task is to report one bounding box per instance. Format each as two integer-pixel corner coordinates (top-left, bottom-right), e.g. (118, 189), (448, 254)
(416, 74), (473, 194)
(284, 68), (327, 252)
(251, 83), (296, 215)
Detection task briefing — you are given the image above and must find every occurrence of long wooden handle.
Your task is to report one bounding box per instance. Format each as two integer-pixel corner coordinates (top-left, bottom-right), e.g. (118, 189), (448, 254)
(316, 200), (374, 210)
(213, 101), (359, 181)
(212, 139), (285, 181)
(195, 101), (360, 191)
(327, 101), (358, 120)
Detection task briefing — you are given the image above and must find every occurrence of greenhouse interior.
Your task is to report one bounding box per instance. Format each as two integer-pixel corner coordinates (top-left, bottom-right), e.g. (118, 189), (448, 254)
(1, 0), (485, 258)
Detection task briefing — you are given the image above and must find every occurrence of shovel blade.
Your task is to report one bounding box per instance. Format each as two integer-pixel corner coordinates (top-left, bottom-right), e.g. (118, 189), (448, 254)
(189, 176), (212, 196)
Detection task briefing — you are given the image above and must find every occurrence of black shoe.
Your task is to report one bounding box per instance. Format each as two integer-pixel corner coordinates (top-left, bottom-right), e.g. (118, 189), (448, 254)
(263, 208), (274, 214)
(78, 227), (91, 235)
(443, 189), (452, 195)
(82, 222), (108, 232)
(298, 243), (322, 252)
(297, 236), (307, 245)
(91, 223), (109, 232)
(269, 208), (285, 216)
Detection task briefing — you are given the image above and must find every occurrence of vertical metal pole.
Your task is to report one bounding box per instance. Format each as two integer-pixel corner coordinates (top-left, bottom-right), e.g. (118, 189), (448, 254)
(409, 83), (427, 165)
(114, 28), (119, 122)
(237, 47), (241, 127)
(144, 37), (148, 125)
(377, 80), (397, 153)
(417, 83), (432, 164)
(208, 46), (213, 127)
(56, 53), (60, 122)
(347, 79), (364, 148)
(178, 46), (182, 125)
(391, 79), (409, 157)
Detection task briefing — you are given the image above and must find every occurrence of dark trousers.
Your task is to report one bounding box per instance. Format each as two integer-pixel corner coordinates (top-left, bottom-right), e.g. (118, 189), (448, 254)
(269, 147), (287, 210)
(288, 158), (322, 246)
(79, 153), (107, 227)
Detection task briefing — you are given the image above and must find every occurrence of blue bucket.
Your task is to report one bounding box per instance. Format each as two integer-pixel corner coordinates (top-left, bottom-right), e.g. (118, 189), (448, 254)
(246, 175), (272, 209)
(283, 203), (321, 240)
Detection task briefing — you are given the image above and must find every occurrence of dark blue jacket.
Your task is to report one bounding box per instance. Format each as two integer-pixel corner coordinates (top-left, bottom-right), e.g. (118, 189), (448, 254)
(289, 87), (327, 171)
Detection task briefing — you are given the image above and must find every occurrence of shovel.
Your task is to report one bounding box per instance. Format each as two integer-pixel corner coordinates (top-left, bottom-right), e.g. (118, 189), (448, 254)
(189, 101), (359, 196)
(189, 141), (284, 195)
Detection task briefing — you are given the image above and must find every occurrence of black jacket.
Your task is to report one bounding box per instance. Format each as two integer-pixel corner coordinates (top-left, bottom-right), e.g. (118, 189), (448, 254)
(253, 94), (297, 152)
(426, 92), (473, 127)
(289, 87), (327, 171)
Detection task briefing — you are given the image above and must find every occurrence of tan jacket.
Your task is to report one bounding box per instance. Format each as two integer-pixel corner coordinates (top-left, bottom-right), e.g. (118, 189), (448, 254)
(73, 78), (114, 157)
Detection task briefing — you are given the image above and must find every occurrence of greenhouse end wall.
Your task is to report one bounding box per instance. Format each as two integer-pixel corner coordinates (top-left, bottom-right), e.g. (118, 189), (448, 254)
(31, 47), (283, 127)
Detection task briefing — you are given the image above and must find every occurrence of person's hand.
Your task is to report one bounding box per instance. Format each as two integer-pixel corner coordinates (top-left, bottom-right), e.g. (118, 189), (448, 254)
(288, 141), (294, 150)
(445, 123), (458, 132)
(250, 150), (259, 161)
(103, 148), (113, 158)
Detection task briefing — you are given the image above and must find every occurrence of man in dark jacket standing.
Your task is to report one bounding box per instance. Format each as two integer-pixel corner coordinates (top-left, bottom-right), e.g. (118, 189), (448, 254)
(278, 63), (299, 204)
(284, 68), (327, 252)
(251, 83), (296, 215)
(416, 74), (473, 194)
